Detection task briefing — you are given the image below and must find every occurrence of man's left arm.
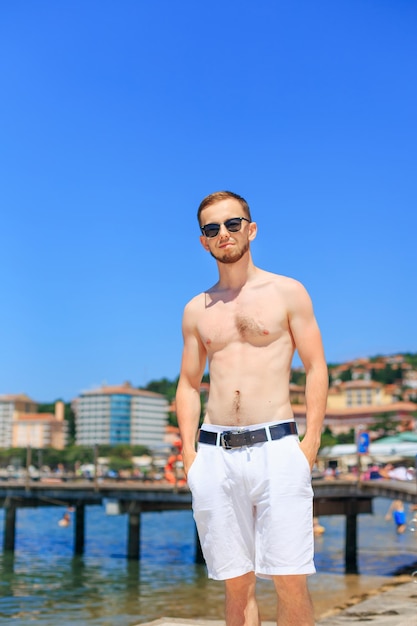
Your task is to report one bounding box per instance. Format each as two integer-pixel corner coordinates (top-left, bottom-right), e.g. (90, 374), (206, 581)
(288, 281), (328, 469)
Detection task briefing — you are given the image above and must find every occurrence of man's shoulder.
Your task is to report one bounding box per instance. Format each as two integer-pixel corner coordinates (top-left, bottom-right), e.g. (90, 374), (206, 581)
(260, 271), (312, 310)
(184, 280), (220, 308)
(262, 270), (306, 292)
(183, 291), (207, 313)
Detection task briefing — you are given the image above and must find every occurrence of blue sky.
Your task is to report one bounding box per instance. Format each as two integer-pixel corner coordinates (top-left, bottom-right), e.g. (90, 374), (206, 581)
(1, 0), (416, 403)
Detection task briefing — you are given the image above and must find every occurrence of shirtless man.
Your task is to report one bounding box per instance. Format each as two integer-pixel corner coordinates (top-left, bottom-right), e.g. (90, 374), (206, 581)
(176, 191), (328, 626)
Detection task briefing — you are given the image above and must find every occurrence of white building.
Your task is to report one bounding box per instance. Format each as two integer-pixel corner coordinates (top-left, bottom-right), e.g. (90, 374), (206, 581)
(73, 382), (168, 448)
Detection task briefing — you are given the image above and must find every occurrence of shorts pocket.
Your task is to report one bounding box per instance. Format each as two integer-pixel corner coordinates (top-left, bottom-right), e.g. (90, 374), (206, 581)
(186, 448), (201, 489)
(295, 439), (312, 475)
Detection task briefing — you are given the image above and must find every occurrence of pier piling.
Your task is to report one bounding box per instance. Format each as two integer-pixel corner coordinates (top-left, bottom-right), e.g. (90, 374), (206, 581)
(74, 504), (85, 555)
(127, 510), (141, 559)
(3, 501), (16, 552)
(345, 510), (358, 574)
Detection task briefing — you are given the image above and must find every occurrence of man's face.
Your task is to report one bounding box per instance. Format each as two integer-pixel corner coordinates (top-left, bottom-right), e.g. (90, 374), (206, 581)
(199, 198), (256, 264)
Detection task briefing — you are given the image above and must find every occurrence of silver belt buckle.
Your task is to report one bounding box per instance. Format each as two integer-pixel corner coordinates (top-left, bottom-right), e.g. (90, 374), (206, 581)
(220, 431), (232, 449)
(220, 428), (248, 449)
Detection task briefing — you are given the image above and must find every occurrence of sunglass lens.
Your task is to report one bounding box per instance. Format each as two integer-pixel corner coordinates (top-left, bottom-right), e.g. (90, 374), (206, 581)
(203, 224), (220, 238)
(225, 218), (242, 232)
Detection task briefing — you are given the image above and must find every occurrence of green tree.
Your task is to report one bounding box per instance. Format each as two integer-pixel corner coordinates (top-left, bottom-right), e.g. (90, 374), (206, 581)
(371, 365), (397, 385)
(319, 427), (337, 449)
(63, 445), (95, 468)
(319, 427), (355, 450)
(111, 444), (133, 460)
(64, 403), (76, 443)
(0, 447), (26, 468)
(290, 370), (306, 386)
(145, 377), (178, 402)
(145, 374), (211, 427)
(368, 413), (398, 437)
(144, 377), (178, 426)
(338, 369), (352, 382)
(108, 456), (133, 472)
(131, 445), (150, 456)
(404, 352), (417, 368)
(40, 447), (65, 468)
(336, 429), (355, 444)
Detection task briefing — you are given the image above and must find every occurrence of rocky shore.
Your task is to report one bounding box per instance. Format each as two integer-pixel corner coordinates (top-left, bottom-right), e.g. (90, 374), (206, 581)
(317, 575), (417, 624)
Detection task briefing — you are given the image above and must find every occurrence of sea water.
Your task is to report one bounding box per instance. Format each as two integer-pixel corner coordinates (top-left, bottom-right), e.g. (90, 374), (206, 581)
(0, 497), (416, 625)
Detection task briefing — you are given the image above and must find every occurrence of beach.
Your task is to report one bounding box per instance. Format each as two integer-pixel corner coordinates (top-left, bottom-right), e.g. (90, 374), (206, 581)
(317, 575), (417, 621)
(137, 577), (417, 625)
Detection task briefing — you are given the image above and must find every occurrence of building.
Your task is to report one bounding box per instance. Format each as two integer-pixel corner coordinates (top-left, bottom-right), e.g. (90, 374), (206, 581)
(403, 369), (417, 390)
(0, 394), (67, 449)
(0, 394), (38, 448)
(73, 382), (169, 447)
(327, 379), (393, 409)
(12, 401), (67, 449)
(315, 379), (417, 434)
(293, 401), (417, 436)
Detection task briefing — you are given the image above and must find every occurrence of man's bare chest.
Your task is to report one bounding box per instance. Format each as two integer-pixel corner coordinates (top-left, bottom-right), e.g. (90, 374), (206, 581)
(197, 297), (289, 350)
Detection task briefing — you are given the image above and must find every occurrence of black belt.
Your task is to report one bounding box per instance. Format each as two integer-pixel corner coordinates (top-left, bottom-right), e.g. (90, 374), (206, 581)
(198, 421), (298, 450)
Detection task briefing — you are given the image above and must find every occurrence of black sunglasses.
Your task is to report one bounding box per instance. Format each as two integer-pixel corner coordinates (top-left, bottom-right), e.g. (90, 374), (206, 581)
(200, 217), (251, 238)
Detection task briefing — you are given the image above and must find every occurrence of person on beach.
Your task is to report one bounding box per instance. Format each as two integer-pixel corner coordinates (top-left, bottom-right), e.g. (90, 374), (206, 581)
(164, 441), (187, 487)
(385, 500), (407, 534)
(313, 517), (326, 535)
(410, 504), (417, 533)
(58, 511), (71, 527)
(379, 463), (415, 481)
(176, 191), (328, 626)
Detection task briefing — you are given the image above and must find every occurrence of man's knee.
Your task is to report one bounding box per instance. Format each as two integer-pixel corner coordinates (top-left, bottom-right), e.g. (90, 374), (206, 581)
(225, 573), (260, 625)
(273, 574), (310, 597)
(226, 572), (256, 593)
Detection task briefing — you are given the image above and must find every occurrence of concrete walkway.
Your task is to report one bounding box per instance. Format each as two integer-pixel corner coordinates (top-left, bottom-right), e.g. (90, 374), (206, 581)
(137, 580), (417, 626)
(317, 580), (417, 625)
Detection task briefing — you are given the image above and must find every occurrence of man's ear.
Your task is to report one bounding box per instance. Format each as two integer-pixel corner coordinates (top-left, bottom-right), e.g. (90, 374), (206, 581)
(248, 221), (257, 242)
(200, 234), (211, 251)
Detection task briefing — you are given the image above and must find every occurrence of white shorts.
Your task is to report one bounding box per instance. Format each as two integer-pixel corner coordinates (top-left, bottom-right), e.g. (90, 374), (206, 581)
(187, 421), (315, 581)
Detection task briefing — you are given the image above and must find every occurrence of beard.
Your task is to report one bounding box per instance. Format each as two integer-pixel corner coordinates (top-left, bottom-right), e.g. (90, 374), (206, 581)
(209, 240), (250, 264)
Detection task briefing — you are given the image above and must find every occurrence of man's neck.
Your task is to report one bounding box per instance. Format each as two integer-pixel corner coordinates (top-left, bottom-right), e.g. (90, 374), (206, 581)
(215, 254), (258, 291)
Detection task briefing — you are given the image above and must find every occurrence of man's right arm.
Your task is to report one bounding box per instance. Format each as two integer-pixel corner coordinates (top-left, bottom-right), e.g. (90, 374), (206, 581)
(176, 299), (207, 475)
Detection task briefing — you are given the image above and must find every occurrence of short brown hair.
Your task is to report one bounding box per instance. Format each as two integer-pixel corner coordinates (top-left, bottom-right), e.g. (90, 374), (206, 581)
(197, 191), (252, 226)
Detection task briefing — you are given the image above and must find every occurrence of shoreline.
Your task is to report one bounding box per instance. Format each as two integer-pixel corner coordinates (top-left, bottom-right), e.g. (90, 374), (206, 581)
(313, 561), (417, 619)
(316, 574), (413, 620)
(137, 576), (417, 626)
(317, 576), (417, 625)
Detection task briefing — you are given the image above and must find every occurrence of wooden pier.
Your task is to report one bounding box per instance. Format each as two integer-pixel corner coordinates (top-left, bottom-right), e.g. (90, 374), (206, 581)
(0, 478), (416, 573)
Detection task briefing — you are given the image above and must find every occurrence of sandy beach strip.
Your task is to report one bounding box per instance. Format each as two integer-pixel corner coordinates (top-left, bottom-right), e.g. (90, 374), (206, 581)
(317, 576), (417, 624)
(136, 576), (417, 626)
